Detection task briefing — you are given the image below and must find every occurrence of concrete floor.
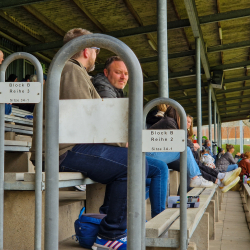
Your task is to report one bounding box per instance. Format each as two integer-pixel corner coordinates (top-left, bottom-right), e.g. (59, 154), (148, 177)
(59, 192), (250, 249)
(210, 191), (250, 250)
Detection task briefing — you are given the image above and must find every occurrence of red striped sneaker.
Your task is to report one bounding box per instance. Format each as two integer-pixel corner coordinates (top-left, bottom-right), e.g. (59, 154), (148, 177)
(92, 236), (127, 249)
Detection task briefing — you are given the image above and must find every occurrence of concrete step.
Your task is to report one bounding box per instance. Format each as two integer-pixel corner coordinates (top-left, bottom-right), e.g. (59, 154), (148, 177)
(59, 237), (89, 250)
(3, 190), (86, 250)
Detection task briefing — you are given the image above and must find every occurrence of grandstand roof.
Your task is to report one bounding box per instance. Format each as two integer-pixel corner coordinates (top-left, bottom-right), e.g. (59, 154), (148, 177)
(0, 0), (250, 125)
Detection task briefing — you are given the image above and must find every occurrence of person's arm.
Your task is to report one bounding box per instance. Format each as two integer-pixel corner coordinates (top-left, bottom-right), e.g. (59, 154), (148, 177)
(227, 153), (239, 164)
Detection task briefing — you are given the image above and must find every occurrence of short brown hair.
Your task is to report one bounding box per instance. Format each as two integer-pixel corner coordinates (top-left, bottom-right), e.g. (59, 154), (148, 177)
(244, 152), (250, 159)
(104, 56), (123, 70)
(63, 28), (92, 59)
(226, 144), (234, 151)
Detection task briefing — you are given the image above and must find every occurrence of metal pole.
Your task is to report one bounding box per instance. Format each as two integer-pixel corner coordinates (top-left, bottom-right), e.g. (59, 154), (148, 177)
(240, 120), (243, 153)
(214, 102), (217, 155)
(143, 97), (187, 250)
(157, 0), (169, 98)
(196, 38), (202, 148)
(208, 85), (212, 141)
(45, 34), (143, 250)
(0, 52), (43, 250)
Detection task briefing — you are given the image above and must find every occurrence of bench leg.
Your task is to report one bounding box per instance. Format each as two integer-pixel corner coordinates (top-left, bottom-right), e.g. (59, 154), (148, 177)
(169, 171), (179, 196)
(86, 183), (106, 213)
(190, 212), (209, 250)
(212, 191), (219, 222)
(218, 189), (223, 210)
(206, 200), (215, 240)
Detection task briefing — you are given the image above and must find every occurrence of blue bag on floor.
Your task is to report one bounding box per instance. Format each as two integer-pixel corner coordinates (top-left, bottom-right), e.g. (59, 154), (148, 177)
(73, 207), (106, 249)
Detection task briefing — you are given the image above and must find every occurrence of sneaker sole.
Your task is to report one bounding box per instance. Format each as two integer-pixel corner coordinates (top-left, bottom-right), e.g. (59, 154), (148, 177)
(221, 176), (240, 193)
(92, 243), (111, 250)
(223, 168), (241, 186)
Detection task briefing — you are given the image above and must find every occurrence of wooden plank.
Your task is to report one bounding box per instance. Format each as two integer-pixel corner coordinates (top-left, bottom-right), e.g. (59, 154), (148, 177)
(24, 172), (86, 182)
(4, 173), (24, 181)
(146, 209), (179, 238)
(168, 187), (216, 239)
(4, 140), (31, 146)
(244, 184), (250, 197)
(146, 188), (204, 238)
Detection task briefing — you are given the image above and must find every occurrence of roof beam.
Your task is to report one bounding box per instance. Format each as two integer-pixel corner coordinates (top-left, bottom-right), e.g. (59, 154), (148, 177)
(224, 75), (250, 84)
(23, 7), (250, 52)
(23, 5), (65, 36)
(70, 0), (106, 32)
(0, 0), (49, 9)
(211, 59), (250, 71)
(221, 111), (250, 118)
(217, 85), (250, 95)
(208, 40), (250, 53)
(0, 10), (45, 42)
(218, 100), (250, 109)
(217, 94), (250, 103)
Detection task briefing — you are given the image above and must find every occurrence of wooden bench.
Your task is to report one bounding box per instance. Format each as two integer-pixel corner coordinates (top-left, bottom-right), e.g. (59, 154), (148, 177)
(4, 172), (96, 190)
(145, 185), (220, 250)
(241, 183), (250, 230)
(4, 139), (31, 152)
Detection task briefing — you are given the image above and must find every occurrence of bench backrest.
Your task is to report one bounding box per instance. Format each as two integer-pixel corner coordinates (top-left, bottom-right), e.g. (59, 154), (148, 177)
(59, 98), (129, 143)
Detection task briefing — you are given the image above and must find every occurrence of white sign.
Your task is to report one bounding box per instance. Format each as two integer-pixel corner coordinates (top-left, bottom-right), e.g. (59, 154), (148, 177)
(0, 82), (42, 103)
(59, 98), (128, 144)
(142, 129), (186, 152)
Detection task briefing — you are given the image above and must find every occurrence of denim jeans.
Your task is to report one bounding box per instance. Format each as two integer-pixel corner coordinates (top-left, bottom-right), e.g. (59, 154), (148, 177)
(146, 147), (201, 179)
(146, 156), (169, 218)
(226, 164), (238, 172)
(59, 144), (149, 240)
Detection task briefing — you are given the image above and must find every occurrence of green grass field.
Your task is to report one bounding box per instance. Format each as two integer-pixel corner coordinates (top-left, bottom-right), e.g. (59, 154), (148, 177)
(221, 144), (250, 157)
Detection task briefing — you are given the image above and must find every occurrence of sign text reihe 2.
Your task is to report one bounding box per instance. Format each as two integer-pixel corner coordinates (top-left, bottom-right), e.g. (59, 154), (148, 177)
(142, 129), (186, 152)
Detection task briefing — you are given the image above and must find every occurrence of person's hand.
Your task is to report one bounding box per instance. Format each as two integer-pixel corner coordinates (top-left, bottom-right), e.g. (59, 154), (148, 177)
(236, 152), (241, 156)
(193, 143), (200, 151)
(126, 142), (128, 148)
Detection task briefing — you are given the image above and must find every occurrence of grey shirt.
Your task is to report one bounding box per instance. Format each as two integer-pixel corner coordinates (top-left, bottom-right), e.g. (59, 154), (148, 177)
(216, 152), (239, 171)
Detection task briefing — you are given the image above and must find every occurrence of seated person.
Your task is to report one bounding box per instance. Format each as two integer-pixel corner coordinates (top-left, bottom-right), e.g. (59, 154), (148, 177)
(146, 104), (168, 128)
(239, 152), (250, 180)
(93, 55), (170, 218)
(216, 147), (225, 161)
(216, 144), (240, 172)
(31, 28), (137, 249)
(200, 147), (216, 169)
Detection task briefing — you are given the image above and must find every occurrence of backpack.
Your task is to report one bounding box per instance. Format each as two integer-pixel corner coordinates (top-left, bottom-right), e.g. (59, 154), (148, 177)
(73, 207), (106, 249)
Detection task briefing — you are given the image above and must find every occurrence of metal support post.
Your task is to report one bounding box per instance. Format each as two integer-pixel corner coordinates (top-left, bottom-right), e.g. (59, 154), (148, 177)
(143, 97), (187, 250)
(240, 120), (243, 153)
(45, 34), (143, 250)
(208, 85), (212, 141)
(213, 102), (217, 155)
(0, 52), (43, 250)
(157, 0), (169, 98)
(196, 37), (202, 148)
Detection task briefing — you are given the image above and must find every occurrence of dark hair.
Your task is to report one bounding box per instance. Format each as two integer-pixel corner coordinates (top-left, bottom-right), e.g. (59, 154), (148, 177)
(6, 74), (17, 82)
(165, 106), (180, 129)
(104, 56), (123, 70)
(25, 74), (30, 81)
(218, 147), (224, 153)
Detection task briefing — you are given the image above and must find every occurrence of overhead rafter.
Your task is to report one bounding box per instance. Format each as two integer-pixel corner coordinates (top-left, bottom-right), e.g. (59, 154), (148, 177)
(217, 94), (250, 103)
(23, 7), (250, 52)
(0, 0), (49, 9)
(23, 5), (65, 37)
(217, 85), (250, 95)
(0, 10), (45, 42)
(70, 0), (106, 32)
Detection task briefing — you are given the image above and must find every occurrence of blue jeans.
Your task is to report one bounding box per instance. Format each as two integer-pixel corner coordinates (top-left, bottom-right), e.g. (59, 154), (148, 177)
(146, 156), (169, 218)
(60, 144), (148, 240)
(146, 147), (201, 179)
(226, 164), (238, 172)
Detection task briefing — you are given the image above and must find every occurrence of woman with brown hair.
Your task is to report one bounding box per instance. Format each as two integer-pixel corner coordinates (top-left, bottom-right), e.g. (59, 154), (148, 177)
(239, 151), (250, 180)
(216, 144), (240, 172)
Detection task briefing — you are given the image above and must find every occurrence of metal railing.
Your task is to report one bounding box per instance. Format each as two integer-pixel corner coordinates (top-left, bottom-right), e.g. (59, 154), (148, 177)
(44, 34), (143, 250)
(143, 97), (187, 250)
(0, 52), (43, 250)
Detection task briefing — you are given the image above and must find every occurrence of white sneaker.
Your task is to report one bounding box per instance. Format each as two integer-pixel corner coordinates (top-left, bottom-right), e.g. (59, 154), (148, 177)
(222, 168), (241, 186)
(221, 176), (240, 193)
(190, 176), (214, 188)
(75, 185), (86, 191)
